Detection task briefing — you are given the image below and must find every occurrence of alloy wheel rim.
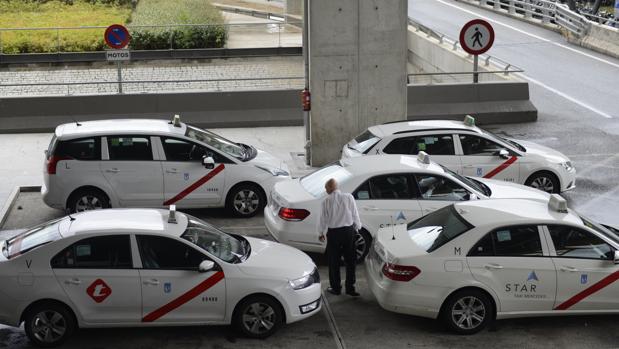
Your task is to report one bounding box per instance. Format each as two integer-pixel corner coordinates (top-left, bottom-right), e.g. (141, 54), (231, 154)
(531, 177), (554, 193)
(242, 302), (276, 334)
(451, 296), (486, 330)
(75, 195), (103, 212)
(233, 190), (260, 215)
(354, 232), (366, 260)
(32, 311), (66, 344)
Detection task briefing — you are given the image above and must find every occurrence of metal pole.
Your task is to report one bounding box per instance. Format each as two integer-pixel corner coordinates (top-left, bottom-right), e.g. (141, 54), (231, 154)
(303, 0), (311, 165)
(56, 28), (61, 53)
(473, 55), (479, 83)
(117, 61), (123, 94)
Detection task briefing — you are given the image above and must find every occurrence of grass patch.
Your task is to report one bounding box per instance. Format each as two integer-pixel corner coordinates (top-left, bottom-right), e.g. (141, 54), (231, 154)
(0, 0), (132, 53)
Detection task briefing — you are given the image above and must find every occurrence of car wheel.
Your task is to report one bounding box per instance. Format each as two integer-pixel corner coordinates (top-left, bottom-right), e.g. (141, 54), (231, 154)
(67, 188), (110, 213)
(354, 230), (372, 263)
(24, 302), (76, 348)
(441, 289), (493, 335)
(525, 171), (560, 194)
(233, 295), (284, 339)
(226, 183), (265, 218)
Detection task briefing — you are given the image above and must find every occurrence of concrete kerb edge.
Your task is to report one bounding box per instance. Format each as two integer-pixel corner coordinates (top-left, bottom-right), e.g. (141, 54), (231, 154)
(0, 186), (41, 229)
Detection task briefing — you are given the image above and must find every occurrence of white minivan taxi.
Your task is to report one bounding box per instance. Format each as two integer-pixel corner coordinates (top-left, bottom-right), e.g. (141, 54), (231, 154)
(366, 195), (619, 334)
(42, 116), (290, 217)
(342, 116), (576, 193)
(0, 208), (321, 347)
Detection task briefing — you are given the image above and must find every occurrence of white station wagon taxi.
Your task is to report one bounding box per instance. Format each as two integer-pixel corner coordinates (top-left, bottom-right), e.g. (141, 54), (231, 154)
(341, 116), (576, 193)
(0, 208), (321, 347)
(366, 195), (619, 334)
(42, 116), (290, 217)
(265, 153), (549, 262)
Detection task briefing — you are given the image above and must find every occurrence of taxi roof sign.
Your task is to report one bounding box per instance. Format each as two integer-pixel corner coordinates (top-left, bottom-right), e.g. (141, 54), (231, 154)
(417, 151), (431, 165)
(548, 194), (568, 213)
(172, 114), (181, 127)
(168, 205), (178, 223)
(464, 115), (475, 127)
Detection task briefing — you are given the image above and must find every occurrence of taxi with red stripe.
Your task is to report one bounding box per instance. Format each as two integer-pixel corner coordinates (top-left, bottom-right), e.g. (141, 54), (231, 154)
(342, 116), (576, 194)
(366, 195), (619, 334)
(0, 207), (321, 347)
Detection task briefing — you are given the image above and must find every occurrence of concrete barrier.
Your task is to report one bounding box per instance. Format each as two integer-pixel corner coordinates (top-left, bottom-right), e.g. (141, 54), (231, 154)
(565, 22), (619, 59)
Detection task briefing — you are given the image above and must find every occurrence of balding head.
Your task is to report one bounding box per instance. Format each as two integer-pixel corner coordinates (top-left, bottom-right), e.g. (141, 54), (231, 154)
(325, 178), (338, 194)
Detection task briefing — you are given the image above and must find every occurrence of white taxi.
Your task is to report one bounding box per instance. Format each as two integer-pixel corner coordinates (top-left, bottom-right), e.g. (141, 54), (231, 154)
(341, 116), (576, 193)
(42, 116), (290, 217)
(0, 207), (321, 347)
(366, 195), (619, 334)
(265, 153), (549, 262)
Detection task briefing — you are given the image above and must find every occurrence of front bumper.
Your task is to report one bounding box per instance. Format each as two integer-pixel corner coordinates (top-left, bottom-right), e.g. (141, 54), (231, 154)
(560, 168), (577, 192)
(282, 282), (322, 323)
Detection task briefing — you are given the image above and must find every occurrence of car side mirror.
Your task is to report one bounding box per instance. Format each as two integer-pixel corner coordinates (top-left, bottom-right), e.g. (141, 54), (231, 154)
(497, 149), (509, 159)
(468, 193), (479, 201)
(614, 250), (619, 264)
(202, 156), (215, 169)
(198, 260), (215, 272)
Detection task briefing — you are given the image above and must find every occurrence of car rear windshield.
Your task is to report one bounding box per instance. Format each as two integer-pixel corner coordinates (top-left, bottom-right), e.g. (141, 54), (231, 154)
(300, 162), (353, 197)
(3, 218), (64, 259)
(406, 205), (473, 252)
(350, 130), (381, 154)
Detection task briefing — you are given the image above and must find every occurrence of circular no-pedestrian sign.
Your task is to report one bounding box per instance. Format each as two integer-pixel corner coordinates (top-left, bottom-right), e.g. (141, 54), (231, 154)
(104, 24), (131, 50)
(459, 19), (494, 55)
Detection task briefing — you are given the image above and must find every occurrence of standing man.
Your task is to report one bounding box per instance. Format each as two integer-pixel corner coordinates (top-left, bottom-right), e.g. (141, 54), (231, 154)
(318, 178), (361, 296)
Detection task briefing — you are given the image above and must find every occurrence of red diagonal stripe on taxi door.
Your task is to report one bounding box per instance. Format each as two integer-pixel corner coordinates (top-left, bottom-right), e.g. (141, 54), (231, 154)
(163, 164), (225, 206)
(142, 271), (225, 322)
(554, 270), (619, 310)
(482, 156), (518, 179)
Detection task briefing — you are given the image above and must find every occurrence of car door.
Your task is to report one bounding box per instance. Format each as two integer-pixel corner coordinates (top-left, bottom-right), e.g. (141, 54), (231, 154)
(159, 137), (227, 208)
(101, 135), (164, 207)
(353, 174), (423, 233)
(544, 224), (619, 311)
(413, 174), (471, 216)
(458, 134), (520, 183)
(381, 133), (462, 174)
(51, 235), (141, 323)
(137, 235), (226, 323)
(467, 225), (557, 312)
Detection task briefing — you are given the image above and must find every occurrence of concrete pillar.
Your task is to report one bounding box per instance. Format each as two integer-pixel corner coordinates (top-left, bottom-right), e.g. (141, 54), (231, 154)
(308, 0), (408, 166)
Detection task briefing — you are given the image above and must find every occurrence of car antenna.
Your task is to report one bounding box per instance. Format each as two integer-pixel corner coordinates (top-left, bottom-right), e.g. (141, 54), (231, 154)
(72, 118), (81, 127)
(391, 216), (396, 240)
(65, 208), (76, 221)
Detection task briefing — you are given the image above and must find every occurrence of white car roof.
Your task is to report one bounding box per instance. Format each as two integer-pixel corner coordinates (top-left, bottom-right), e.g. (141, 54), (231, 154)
(368, 119), (482, 138)
(59, 209), (187, 237)
(453, 198), (583, 228)
(55, 119), (187, 139)
(340, 154), (447, 175)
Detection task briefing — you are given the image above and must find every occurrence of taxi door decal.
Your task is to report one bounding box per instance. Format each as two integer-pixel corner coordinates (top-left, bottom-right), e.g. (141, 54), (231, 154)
(554, 270), (619, 310)
(142, 271), (225, 322)
(163, 164), (225, 205)
(482, 156), (518, 179)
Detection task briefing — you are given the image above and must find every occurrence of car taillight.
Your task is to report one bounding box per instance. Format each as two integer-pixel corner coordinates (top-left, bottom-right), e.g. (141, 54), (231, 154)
(382, 263), (421, 282)
(46, 156), (69, 175)
(278, 207), (310, 221)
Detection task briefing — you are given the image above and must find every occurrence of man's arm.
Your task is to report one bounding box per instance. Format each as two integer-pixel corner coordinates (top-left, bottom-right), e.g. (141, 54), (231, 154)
(349, 194), (362, 231)
(318, 199), (328, 238)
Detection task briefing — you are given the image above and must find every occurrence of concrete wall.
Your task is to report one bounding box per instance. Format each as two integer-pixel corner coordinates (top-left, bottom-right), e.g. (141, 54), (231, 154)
(566, 22), (619, 59)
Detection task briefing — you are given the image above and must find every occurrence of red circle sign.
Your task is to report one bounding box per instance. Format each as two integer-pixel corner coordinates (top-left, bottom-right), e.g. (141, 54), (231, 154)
(459, 19), (494, 55)
(104, 24), (131, 49)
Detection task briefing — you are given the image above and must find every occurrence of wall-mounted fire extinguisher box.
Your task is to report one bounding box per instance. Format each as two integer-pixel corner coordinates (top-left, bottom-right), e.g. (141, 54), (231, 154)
(301, 88), (311, 111)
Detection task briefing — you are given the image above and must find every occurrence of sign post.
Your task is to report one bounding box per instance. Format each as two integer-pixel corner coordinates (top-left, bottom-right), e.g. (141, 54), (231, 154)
(104, 24), (131, 94)
(459, 19), (495, 83)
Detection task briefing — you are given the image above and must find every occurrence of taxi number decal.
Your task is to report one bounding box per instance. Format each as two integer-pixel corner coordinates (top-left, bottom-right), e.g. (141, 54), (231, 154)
(163, 164), (225, 205)
(555, 270), (619, 310)
(483, 156), (518, 179)
(142, 271), (225, 322)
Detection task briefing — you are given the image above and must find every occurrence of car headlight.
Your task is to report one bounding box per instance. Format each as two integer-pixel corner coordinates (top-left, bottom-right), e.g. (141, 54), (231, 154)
(256, 165), (290, 177)
(289, 268), (319, 290)
(560, 161), (573, 171)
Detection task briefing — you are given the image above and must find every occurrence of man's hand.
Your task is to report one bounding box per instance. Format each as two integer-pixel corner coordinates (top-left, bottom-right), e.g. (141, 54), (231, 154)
(319, 234), (325, 242)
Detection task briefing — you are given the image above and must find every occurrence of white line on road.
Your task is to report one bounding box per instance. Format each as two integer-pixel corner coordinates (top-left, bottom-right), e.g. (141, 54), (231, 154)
(321, 291), (347, 349)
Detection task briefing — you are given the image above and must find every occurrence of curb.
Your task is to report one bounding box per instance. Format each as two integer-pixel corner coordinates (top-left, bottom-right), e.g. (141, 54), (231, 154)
(0, 186), (42, 229)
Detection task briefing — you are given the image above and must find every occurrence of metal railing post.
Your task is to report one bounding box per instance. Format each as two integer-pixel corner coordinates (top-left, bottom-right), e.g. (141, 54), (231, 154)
(508, 0), (516, 14)
(494, 0), (500, 10)
(525, 0), (533, 19)
(56, 28), (61, 53)
(0, 30), (3, 55)
(278, 22), (281, 47)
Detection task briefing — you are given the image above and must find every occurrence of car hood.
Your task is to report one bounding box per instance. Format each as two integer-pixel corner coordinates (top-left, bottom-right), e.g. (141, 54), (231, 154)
(247, 148), (289, 172)
(477, 177), (551, 201)
(238, 236), (316, 280)
(515, 140), (570, 163)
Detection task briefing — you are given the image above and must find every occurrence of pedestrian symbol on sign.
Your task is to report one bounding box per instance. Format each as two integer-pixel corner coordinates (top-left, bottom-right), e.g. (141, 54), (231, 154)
(472, 27), (483, 47)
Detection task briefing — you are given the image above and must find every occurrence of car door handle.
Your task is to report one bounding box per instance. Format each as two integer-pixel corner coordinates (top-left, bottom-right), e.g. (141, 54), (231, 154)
(463, 165), (475, 168)
(165, 169), (178, 174)
(64, 278), (81, 285)
(363, 206), (379, 211)
(560, 266), (579, 273)
(143, 279), (160, 286)
(484, 263), (504, 270)
(105, 168), (120, 173)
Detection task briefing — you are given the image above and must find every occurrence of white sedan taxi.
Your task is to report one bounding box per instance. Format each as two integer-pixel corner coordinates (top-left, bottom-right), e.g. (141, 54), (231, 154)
(0, 207), (321, 347)
(342, 116), (576, 193)
(265, 153), (549, 262)
(366, 195), (619, 334)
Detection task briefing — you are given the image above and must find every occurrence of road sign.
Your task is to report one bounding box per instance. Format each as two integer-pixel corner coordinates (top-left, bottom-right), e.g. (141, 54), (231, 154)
(106, 50), (131, 61)
(459, 19), (495, 56)
(104, 24), (131, 49)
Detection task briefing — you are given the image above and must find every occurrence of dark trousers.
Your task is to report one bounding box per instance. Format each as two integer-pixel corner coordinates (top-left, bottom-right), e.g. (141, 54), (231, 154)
(326, 225), (356, 292)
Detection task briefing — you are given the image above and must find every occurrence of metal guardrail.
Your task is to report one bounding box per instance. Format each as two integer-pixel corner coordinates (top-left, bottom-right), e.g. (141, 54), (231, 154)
(555, 3), (590, 34)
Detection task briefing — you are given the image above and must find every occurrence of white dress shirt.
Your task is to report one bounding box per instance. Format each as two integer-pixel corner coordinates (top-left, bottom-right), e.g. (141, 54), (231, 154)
(319, 189), (362, 234)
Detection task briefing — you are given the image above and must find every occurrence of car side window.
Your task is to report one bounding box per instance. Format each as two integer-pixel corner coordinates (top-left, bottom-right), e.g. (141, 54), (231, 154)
(383, 137), (416, 154)
(137, 235), (209, 270)
(162, 138), (206, 162)
(383, 135), (455, 155)
(548, 225), (614, 260)
(459, 134), (504, 156)
(54, 137), (101, 160)
(414, 174), (469, 201)
(108, 136), (153, 161)
(469, 225), (543, 257)
(367, 174), (415, 200)
(50, 235), (132, 269)
(353, 181), (371, 200)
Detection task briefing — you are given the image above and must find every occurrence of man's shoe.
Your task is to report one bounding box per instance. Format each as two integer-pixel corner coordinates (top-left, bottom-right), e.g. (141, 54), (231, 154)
(326, 287), (341, 295)
(346, 290), (360, 297)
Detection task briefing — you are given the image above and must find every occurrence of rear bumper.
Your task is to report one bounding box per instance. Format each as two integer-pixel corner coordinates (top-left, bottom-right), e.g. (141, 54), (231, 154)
(41, 182), (64, 209)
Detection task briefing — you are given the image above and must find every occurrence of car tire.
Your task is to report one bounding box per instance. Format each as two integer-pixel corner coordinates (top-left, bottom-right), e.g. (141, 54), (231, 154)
(354, 229), (372, 264)
(233, 295), (284, 339)
(24, 302), (76, 348)
(226, 183), (265, 218)
(67, 188), (110, 213)
(441, 289), (494, 335)
(525, 171), (560, 194)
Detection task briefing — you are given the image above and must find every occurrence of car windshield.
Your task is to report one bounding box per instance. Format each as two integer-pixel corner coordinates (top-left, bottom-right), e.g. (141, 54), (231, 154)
(439, 164), (490, 197)
(300, 162), (353, 197)
(580, 215), (619, 245)
(185, 125), (248, 160)
(482, 129), (526, 152)
(4, 218), (64, 259)
(181, 215), (250, 264)
(350, 130), (381, 154)
(406, 205), (473, 252)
